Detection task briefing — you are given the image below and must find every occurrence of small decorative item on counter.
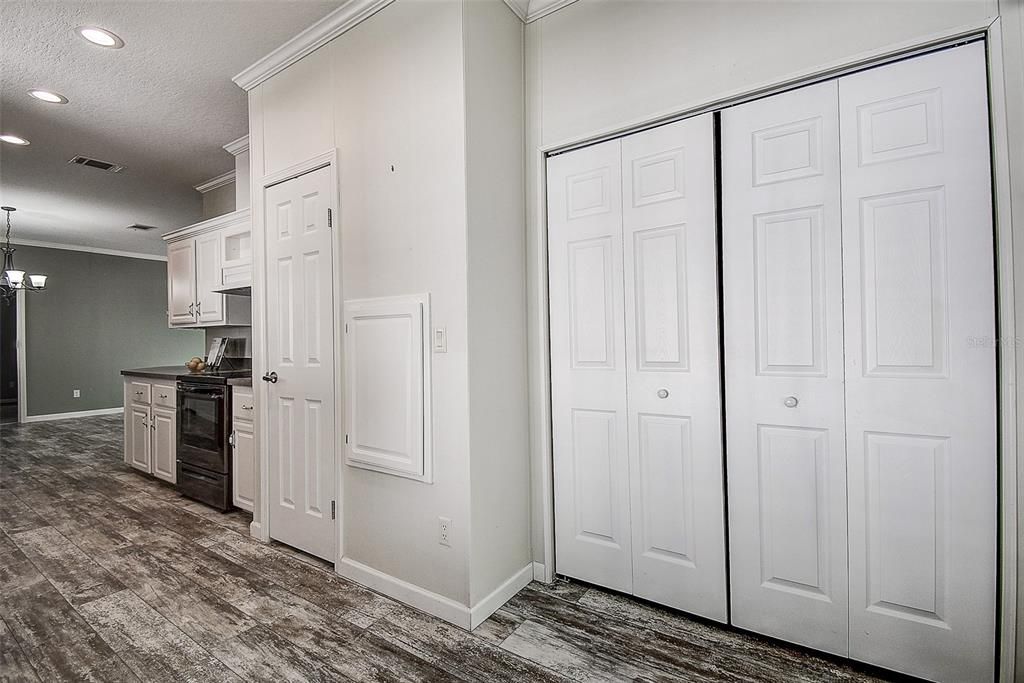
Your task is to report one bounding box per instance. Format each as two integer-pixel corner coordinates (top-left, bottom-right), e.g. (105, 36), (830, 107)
(185, 356), (207, 373)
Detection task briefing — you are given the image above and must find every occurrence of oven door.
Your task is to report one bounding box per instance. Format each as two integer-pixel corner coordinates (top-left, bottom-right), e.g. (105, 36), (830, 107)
(176, 383), (228, 473)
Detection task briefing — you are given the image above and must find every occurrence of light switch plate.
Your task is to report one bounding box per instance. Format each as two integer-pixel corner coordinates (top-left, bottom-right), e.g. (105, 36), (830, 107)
(432, 327), (447, 353)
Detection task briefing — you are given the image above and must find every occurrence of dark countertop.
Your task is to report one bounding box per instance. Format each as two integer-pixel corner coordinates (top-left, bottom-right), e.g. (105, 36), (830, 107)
(121, 366), (188, 380)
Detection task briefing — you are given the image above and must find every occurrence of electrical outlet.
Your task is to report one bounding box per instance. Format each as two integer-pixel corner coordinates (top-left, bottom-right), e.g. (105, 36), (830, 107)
(73, 389), (81, 398)
(438, 517), (452, 547)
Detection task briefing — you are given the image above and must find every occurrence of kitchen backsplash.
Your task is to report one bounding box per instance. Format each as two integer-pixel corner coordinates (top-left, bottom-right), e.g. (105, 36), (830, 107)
(205, 326), (252, 358)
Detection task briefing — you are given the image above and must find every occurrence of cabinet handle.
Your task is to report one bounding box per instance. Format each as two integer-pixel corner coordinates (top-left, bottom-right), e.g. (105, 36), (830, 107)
(242, 405), (253, 411)
(228, 431), (236, 447)
(159, 394), (168, 399)
(188, 302), (194, 315)
(196, 301), (202, 315)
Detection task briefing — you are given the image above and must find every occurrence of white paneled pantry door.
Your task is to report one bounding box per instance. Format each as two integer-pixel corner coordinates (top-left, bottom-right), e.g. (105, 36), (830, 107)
(723, 42), (996, 681)
(549, 115), (728, 622)
(264, 165), (338, 562)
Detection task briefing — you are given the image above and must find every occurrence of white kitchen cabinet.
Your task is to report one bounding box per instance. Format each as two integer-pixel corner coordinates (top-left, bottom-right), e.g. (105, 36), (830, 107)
(231, 386), (255, 512)
(167, 240), (197, 326)
(151, 406), (177, 483)
(123, 376), (175, 483)
(164, 209), (252, 329)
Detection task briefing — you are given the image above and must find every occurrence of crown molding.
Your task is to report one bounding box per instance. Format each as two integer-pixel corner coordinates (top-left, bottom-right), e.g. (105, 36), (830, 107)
(233, 0), (394, 92)
(524, 0), (579, 22)
(162, 207), (251, 243)
(223, 135), (249, 157)
(10, 238), (167, 262)
(194, 170), (236, 193)
(502, 0), (528, 21)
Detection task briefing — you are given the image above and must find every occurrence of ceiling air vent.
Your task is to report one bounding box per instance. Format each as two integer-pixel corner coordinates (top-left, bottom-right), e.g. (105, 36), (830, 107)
(126, 224), (158, 231)
(68, 155), (125, 173)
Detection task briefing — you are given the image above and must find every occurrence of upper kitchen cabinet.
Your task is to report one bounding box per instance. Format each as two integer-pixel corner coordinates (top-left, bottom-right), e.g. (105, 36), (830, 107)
(163, 209), (252, 328)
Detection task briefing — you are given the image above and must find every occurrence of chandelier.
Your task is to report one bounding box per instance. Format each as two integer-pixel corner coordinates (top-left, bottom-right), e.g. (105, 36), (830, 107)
(1, 207), (48, 304)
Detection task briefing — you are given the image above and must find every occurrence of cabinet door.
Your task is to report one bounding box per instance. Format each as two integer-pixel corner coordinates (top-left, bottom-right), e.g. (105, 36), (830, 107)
(620, 115), (727, 622)
(151, 406), (176, 483)
(195, 232), (225, 324)
(232, 424), (255, 512)
(547, 139), (633, 593)
(722, 80), (850, 655)
(167, 240), (197, 326)
(128, 404), (152, 473)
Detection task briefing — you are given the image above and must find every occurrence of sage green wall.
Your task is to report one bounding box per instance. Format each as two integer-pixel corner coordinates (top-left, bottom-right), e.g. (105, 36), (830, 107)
(15, 245), (204, 416)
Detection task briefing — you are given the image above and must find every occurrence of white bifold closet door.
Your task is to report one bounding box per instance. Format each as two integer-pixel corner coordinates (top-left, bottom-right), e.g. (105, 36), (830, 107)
(840, 43), (995, 683)
(722, 79), (850, 656)
(724, 42), (996, 682)
(549, 115), (728, 622)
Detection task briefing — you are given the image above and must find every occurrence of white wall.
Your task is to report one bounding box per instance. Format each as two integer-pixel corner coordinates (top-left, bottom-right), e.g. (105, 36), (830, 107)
(248, 0), (530, 614)
(464, 0), (530, 604)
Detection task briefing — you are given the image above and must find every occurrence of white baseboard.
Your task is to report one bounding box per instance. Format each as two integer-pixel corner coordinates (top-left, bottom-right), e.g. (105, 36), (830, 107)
(249, 521), (266, 541)
(533, 561), (551, 582)
(470, 563), (533, 629)
(24, 407), (124, 423)
(338, 557), (472, 628)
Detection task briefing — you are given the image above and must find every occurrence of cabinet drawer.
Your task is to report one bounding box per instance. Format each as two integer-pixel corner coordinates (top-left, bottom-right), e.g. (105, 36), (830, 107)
(128, 381), (151, 404)
(232, 388), (255, 422)
(152, 384), (175, 409)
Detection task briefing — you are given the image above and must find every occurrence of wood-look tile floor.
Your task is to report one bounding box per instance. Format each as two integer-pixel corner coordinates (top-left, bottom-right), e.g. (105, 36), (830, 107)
(1, 415), (899, 682)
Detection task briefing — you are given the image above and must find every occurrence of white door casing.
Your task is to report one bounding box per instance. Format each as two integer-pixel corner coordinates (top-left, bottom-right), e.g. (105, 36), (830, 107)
(548, 139), (633, 593)
(722, 80), (850, 655)
(264, 164), (337, 561)
(839, 43), (996, 682)
(196, 232), (225, 324)
(620, 115), (728, 622)
(167, 239), (197, 326)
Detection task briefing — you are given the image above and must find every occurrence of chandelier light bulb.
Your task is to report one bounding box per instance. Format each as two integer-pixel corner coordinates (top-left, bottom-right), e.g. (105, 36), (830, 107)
(5, 270), (25, 286)
(28, 274), (47, 288)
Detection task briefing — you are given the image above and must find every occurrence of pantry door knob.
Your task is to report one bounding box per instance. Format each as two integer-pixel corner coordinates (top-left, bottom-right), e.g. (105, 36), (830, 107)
(657, 388), (670, 399)
(784, 396), (799, 408)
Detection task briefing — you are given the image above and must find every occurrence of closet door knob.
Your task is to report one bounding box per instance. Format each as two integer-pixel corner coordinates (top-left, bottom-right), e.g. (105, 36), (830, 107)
(657, 388), (670, 399)
(784, 396), (799, 408)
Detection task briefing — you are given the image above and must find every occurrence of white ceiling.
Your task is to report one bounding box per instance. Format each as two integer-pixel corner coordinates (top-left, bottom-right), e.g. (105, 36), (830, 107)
(0, 0), (341, 256)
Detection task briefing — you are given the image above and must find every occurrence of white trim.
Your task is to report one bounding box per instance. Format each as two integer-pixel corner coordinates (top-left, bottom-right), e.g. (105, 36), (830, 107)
(9, 238), (166, 262)
(530, 21), (1016, 680)
(501, 0), (527, 22)
(986, 18), (1019, 683)
(15, 289), (26, 424)
(232, 0), (394, 92)
(23, 406), (124, 423)
(525, 0), (578, 23)
(531, 561), (547, 582)
(223, 135), (250, 157)
(338, 557), (472, 628)
(162, 208), (251, 243)
(249, 520), (264, 540)
(470, 564), (533, 629)
(194, 170), (236, 194)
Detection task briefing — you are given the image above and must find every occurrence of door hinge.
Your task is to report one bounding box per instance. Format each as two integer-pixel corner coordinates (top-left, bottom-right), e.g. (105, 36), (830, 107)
(344, 323), (348, 333)
(344, 434), (349, 444)
(331, 500), (336, 520)
(327, 208), (333, 228)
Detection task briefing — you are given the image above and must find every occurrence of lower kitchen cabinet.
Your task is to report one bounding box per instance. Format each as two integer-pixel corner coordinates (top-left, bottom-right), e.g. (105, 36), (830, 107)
(123, 377), (176, 484)
(231, 386), (255, 511)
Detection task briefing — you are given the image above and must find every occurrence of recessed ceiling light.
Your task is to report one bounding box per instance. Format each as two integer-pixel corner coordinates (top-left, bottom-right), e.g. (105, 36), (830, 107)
(76, 26), (124, 49)
(28, 89), (69, 104)
(0, 134), (30, 146)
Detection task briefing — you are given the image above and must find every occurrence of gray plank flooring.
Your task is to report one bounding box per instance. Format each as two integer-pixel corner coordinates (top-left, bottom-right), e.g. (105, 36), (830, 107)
(0, 415), (901, 682)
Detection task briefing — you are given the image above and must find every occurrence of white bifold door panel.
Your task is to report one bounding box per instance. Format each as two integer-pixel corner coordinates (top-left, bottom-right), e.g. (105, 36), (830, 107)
(549, 115), (728, 621)
(723, 43), (996, 681)
(839, 43), (995, 683)
(549, 138), (632, 594)
(722, 80), (850, 655)
(264, 164), (337, 562)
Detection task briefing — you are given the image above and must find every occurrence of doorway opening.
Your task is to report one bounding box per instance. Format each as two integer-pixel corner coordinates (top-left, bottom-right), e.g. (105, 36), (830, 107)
(0, 295), (18, 424)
